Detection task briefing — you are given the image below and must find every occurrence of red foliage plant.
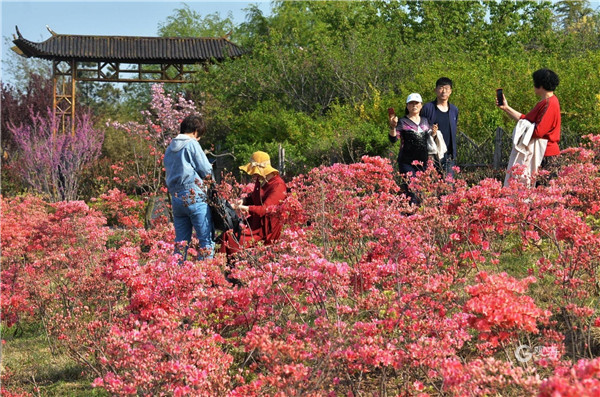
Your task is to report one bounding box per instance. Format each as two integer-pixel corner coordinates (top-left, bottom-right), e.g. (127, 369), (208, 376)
(2, 134), (600, 395)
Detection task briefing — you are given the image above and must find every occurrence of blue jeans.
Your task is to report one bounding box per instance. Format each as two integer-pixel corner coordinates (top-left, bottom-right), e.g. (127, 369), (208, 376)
(171, 189), (214, 260)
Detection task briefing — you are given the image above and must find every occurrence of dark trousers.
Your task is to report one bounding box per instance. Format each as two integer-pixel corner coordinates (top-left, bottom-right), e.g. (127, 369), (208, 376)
(398, 161), (425, 206)
(537, 155), (561, 186)
(441, 155), (455, 178)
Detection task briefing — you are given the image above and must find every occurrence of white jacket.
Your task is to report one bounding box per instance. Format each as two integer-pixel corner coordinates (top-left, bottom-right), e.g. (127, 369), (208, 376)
(427, 130), (447, 159)
(504, 119), (547, 187)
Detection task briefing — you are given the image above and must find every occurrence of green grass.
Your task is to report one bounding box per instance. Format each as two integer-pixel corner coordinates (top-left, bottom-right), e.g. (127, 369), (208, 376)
(1, 324), (107, 396)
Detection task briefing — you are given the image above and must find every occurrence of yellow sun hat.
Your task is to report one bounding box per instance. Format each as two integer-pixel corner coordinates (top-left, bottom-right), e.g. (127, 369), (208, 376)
(239, 151), (279, 177)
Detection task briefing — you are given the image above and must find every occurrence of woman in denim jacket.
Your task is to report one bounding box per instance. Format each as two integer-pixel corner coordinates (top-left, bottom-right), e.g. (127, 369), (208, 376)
(164, 114), (214, 260)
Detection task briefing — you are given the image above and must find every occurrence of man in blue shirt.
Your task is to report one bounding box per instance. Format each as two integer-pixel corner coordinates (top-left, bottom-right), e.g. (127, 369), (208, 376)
(164, 114), (214, 260)
(421, 77), (459, 177)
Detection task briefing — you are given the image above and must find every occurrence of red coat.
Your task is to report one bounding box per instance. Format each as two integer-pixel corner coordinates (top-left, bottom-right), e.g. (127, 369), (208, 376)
(244, 174), (287, 243)
(219, 174), (287, 256)
(520, 95), (561, 157)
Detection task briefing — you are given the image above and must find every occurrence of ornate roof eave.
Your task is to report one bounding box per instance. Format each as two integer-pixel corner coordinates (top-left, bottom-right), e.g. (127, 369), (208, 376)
(11, 25), (247, 64)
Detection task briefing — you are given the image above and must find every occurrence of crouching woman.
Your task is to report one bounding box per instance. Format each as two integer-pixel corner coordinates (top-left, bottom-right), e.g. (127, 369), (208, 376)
(219, 151), (287, 257)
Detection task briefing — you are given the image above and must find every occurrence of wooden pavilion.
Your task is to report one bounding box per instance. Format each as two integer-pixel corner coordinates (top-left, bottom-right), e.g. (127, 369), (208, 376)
(12, 26), (245, 133)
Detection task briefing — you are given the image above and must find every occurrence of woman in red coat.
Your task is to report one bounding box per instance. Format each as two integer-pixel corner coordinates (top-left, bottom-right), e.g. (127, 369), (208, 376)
(497, 68), (561, 179)
(219, 151), (287, 257)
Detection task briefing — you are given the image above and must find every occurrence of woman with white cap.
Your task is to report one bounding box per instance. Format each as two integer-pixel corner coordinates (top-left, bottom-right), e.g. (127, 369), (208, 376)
(218, 151), (287, 257)
(388, 93), (440, 205)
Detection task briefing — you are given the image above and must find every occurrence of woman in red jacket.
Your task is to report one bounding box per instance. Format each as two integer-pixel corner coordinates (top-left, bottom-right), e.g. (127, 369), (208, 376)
(219, 151), (287, 257)
(497, 68), (561, 177)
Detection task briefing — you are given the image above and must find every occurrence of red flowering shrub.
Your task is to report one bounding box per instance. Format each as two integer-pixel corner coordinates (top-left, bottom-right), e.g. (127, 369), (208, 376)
(1, 197), (113, 337)
(3, 134), (600, 395)
(90, 188), (145, 228)
(539, 358), (600, 397)
(283, 155), (403, 262)
(1, 195), (49, 327)
(465, 272), (550, 349)
(0, 197), (119, 369)
(92, 320), (233, 396)
(0, 366), (33, 397)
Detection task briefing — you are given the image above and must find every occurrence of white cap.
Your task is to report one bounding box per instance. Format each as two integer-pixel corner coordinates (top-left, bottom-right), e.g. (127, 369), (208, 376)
(406, 93), (423, 103)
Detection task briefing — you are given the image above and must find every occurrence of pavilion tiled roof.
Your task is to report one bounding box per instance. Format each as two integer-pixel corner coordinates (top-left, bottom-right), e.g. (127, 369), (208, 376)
(12, 26), (246, 63)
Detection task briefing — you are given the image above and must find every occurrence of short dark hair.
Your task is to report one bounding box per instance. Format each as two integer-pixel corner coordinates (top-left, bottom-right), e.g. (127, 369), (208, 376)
(180, 114), (206, 137)
(532, 68), (559, 91)
(436, 77), (453, 88)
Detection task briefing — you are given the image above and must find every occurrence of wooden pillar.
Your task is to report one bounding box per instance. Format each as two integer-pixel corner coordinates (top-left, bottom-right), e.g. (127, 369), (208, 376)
(52, 59), (76, 134)
(278, 143), (286, 176)
(493, 127), (504, 169)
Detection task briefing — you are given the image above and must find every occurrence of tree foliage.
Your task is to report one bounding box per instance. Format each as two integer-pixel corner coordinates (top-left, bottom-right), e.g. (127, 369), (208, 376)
(157, 4), (234, 38)
(161, 0), (600, 172)
(1, 74), (52, 131)
(2, 0), (600, 186)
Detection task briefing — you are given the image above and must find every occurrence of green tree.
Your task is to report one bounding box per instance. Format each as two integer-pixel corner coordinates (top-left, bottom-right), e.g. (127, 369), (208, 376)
(2, 37), (52, 86)
(153, 0), (600, 175)
(157, 4), (235, 38)
(555, 0), (596, 29)
(554, 0), (600, 53)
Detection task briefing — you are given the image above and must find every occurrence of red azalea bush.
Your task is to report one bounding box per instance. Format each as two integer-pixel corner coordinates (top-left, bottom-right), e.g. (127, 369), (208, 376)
(1, 195), (50, 327)
(464, 271), (550, 349)
(91, 248), (235, 395)
(89, 188), (145, 229)
(2, 134), (600, 395)
(539, 357), (600, 396)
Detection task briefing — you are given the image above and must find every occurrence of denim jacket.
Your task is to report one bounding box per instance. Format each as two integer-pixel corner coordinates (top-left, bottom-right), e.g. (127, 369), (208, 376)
(164, 134), (212, 194)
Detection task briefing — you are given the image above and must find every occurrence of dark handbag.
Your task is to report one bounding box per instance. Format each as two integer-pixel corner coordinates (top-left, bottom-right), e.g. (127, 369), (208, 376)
(208, 187), (241, 239)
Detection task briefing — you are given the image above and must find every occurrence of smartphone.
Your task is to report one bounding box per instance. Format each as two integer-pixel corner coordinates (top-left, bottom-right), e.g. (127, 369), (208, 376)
(496, 88), (504, 106)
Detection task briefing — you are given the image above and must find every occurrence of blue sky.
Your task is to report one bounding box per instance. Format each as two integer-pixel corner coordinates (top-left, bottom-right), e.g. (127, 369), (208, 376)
(1, 1), (273, 83)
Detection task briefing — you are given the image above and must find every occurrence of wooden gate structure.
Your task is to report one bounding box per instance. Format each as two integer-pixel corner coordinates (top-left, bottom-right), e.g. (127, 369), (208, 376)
(12, 26), (245, 134)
